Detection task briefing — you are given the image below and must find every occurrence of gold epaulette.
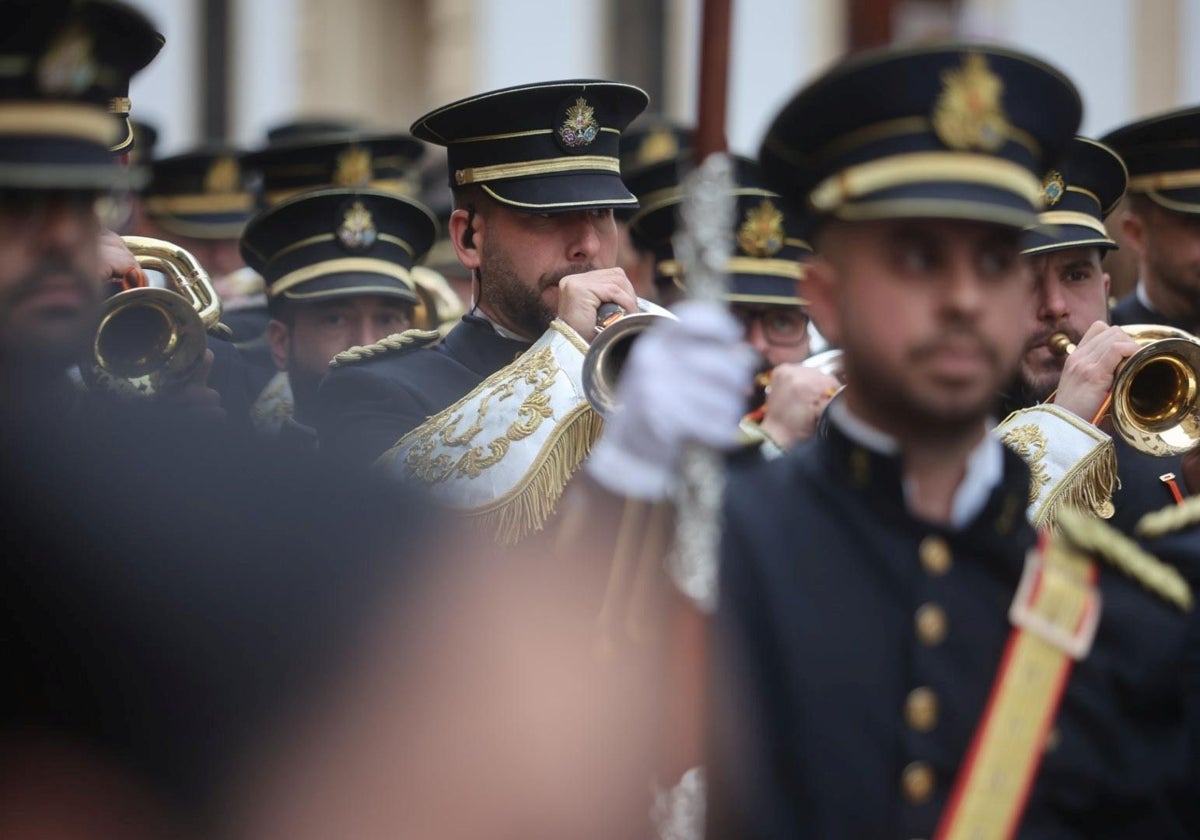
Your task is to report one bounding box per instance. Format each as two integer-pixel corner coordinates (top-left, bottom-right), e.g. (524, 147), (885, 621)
(1056, 508), (1192, 611)
(1135, 496), (1200, 540)
(329, 329), (441, 369)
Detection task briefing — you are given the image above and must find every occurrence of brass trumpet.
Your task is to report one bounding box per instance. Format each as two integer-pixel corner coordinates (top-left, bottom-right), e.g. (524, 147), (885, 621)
(1048, 324), (1200, 457)
(81, 236), (230, 398)
(581, 299), (677, 417)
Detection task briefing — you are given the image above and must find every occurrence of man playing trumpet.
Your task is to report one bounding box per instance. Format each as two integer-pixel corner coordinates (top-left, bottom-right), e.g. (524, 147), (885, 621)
(996, 136), (1193, 532)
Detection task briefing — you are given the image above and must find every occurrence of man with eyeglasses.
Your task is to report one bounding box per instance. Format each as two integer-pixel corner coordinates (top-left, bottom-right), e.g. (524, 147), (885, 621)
(629, 158), (838, 452)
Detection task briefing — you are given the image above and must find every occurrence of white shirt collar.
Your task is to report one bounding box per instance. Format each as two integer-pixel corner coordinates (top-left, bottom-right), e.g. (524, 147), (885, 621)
(1136, 280), (1158, 314)
(474, 308), (533, 342)
(826, 398), (1003, 528)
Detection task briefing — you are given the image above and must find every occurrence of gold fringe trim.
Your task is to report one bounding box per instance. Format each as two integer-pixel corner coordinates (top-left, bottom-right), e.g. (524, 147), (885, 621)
(464, 404), (605, 546)
(1057, 508), (1192, 612)
(1136, 495), (1200, 539)
(329, 329), (440, 368)
(1031, 439), (1118, 532)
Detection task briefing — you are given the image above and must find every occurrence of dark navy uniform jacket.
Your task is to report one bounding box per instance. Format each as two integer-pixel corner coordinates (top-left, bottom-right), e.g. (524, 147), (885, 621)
(708, 422), (1198, 839)
(1110, 290), (1194, 334)
(316, 313), (530, 465)
(1110, 434), (1187, 535)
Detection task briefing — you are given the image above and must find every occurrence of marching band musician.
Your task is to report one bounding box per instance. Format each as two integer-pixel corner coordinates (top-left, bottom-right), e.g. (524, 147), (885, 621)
(0, 0), (157, 401)
(584, 43), (1198, 837)
(995, 136), (1192, 533)
(628, 154), (837, 453)
(239, 187), (437, 451)
(316, 79), (649, 542)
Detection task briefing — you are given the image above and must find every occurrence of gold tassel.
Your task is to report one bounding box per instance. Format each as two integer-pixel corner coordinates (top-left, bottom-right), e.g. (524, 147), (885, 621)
(466, 404), (606, 545)
(1032, 439), (1118, 532)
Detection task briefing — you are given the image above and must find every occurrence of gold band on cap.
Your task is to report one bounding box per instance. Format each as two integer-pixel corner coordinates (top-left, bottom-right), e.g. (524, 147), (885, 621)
(1065, 184), (1102, 207)
(0, 103), (118, 145)
(809, 152), (1043, 212)
(455, 154), (619, 185)
(144, 193), (255, 215)
(659, 257), (803, 280)
(270, 257), (413, 298)
(1036, 210), (1110, 237)
(1128, 170), (1200, 192)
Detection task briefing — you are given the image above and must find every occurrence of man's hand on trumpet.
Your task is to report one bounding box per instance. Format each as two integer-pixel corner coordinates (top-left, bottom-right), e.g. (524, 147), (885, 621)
(585, 301), (757, 500)
(1053, 320), (1138, 424)
(758, 363), (841, 449)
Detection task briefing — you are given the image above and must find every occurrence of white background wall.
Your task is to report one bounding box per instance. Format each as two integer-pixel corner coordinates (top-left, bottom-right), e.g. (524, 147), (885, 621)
(123, 0), (200, 155)
(121, 0), (1200, 158)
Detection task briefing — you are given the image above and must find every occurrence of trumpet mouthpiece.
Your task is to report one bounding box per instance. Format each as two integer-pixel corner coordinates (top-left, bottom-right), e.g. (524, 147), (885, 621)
(1048, 333), (1076, 356)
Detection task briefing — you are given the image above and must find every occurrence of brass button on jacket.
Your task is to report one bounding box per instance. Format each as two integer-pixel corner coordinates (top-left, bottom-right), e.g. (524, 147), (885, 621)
(915, 603), (948, 646)
(905, 687), (939, 733)
(919, 536), (952, 576)
(901, 761), (935, 805)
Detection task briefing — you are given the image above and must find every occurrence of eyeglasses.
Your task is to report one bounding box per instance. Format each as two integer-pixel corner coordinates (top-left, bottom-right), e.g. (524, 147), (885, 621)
(732, 306), (810, 347)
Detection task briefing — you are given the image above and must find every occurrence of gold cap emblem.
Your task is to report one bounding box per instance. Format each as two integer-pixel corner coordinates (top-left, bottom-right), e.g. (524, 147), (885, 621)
(932, 54), (1011, 153)
(635, 127), (679, 168)
(737, 200), (786, 258)
(204, 156), (241, 194)
(338, 200), (377, 251)
(558, 97), (599, 148)
(334, 146), (373, 187)
(1041, 170), (1066, 207)
(37, 24), (97, 96)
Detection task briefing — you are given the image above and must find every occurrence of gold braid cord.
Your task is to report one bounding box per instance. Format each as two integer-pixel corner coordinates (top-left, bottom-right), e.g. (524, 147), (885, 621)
(1136, 495), (1200, 540)
(1058, 508), (1193, 611)
(329, 329), (441, 369)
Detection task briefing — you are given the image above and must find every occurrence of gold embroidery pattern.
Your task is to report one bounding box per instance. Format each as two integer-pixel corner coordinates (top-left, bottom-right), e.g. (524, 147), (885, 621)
(401, 345), (559, 483)
(932, 53), (1011, 153)
(250, 373), (294, 432)
(334, 146), (372, 186)
(558, 98), (599, 148)
(1000, 423), (1050, 503)
(736, 199), (785, 258)
(204, 156), (241, 194)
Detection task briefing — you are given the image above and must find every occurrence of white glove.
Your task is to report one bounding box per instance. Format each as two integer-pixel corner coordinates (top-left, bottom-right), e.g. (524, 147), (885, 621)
(586, 300), (757, 500)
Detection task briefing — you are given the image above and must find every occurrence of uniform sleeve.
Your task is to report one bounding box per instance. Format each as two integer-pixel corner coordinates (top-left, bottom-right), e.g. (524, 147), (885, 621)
(993, 404), (1117, 529)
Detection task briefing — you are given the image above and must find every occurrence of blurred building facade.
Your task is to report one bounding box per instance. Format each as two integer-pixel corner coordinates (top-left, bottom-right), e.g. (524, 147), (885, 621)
(125, 0), (1200, 159)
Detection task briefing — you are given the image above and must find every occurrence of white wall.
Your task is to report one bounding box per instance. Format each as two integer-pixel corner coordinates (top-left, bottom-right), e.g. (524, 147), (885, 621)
(666, 0), (844, 157)
(476, 0), (606, 89)
(124, 0), (201, 156)
(231, 0), (303, 149)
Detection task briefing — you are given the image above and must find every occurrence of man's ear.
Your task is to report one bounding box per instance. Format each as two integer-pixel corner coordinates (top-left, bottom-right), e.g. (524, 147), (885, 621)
(804, 257), (841, 348)
(448, 207), (483, 271)
(266, 319), (290, 374)
(1120, 208), (1147, 260)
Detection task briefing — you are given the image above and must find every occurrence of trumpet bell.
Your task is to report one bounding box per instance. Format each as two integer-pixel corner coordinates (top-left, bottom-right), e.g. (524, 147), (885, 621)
(84, 287), (208, 397)
(582, 300), (677, 417)
(1111, 326), (1200, 456)
(81, 236), (228, 398)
